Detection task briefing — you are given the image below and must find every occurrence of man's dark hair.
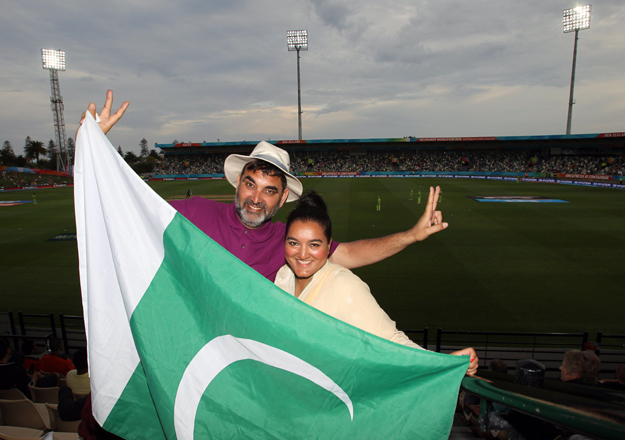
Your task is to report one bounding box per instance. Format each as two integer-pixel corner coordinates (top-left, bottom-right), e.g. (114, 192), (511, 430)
(241, 160), (287, 193)
(22, 339), (36, 355)
(489, 359), (508, 374)
(49, 337), (63, 353)
(0, 338), (10, 359)
(73, 347), (88, 370)
(286, 190), (332, 242)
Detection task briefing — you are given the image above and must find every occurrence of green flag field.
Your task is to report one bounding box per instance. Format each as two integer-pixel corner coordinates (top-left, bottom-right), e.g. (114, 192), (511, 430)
(1, 174), (624, 336)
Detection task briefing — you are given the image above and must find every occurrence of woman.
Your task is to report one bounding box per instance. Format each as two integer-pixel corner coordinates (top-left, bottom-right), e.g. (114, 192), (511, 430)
(274, 190), (478, 375)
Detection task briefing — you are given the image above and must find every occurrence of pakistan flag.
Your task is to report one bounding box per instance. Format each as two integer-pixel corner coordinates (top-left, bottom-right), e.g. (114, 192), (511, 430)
(75, 112), (468, 439)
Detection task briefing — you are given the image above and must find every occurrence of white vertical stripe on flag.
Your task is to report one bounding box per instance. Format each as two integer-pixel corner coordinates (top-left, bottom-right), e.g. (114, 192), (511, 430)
(75, 112), (176, 424)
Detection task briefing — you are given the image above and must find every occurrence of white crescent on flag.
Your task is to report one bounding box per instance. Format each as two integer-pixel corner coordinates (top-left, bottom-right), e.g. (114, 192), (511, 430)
(174, 335), (354, 440)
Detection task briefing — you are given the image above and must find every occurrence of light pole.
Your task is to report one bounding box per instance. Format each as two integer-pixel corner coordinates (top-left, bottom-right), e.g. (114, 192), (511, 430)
(287, 30), (308, 141)
(42, 48), (69, 172)
(563, 5), (591, 135)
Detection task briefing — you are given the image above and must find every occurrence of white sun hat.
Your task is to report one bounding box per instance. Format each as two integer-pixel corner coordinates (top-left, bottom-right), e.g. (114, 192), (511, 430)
(223, 141), (303, 202)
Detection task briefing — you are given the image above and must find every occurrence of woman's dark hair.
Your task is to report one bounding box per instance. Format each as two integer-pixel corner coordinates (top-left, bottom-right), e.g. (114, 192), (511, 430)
(286, 190), (332, 242)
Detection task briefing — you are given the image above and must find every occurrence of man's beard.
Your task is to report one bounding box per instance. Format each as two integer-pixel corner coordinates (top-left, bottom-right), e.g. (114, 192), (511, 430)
(234, 190), (280, 229)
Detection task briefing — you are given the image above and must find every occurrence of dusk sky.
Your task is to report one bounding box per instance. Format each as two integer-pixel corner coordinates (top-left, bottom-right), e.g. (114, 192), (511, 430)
(1, 0), (624, 156)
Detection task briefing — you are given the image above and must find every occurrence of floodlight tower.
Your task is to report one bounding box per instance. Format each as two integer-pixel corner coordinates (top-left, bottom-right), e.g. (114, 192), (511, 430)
(287, 30), (308, 141)
(563, 5), (591, 135)
(42, 49), (69, 172)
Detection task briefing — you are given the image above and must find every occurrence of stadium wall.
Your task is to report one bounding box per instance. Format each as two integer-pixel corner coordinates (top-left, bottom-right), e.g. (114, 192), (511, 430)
(150, 172), (625, 190)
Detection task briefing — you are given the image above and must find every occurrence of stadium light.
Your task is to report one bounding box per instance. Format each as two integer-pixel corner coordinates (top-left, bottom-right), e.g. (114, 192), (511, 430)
(287, 30), (308, 141)
(42, 49), (69, 173)
(563, 5), (591, 135)
(42, 49), (66, 71)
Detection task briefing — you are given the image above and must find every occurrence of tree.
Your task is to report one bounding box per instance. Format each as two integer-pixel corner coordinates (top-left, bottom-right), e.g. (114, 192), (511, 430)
(139, 138), (148, 159)
(1, 140), (17, 165)
(24, 136), (31, 158)
(25, 140), (46, 164)
(45, 140), (58, 170)
(149, 149), (160, 160)
(117, 146), (123, 156)
(47, 140), (57, 161)
(67, 137), (76, 162)
(124, 151), (139, 164)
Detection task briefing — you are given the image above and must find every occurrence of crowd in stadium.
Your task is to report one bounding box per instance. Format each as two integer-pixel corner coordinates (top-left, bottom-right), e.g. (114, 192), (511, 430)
(461, 351), (625, 438)
(0, 170), (71, 189)
(155, 150), (624, 176)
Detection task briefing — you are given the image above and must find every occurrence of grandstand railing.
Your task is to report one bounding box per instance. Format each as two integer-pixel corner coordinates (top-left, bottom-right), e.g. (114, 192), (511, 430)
(59, 314), (86, 353)
(401, 328), (428, 349)
(1, 312), (620, 376)
(17, 312), (57, 350)
(435, 328), (589, 372)
(0, 311), (17, 335)
(462, 371), (625, 439)
(0, 312), (85, 354)
(596, 332), (625, 372)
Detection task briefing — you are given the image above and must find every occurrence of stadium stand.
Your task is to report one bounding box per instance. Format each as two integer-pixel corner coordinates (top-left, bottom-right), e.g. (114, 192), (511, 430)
(154, 149), (624, 177)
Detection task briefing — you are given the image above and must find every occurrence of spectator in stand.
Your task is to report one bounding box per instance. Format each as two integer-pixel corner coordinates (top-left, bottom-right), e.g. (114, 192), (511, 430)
(0, 338), (58, 395)
(559, 350), (597, 386)
(598, 365), (625, 391)
(37, 337), (74, 377)
(58, 387), (123, 440)
(66, 347), (90, 396)
(21, 339), (39, 372)
(489, 359), (508, 374)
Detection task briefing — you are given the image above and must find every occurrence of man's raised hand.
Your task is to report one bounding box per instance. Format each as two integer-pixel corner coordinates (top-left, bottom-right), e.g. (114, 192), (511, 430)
(78, 90), (129, 136)
(410, 186), (448, 242)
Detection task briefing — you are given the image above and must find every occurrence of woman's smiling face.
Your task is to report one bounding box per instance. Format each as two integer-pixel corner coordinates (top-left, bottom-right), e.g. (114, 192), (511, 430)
(285, 220), (331, 287)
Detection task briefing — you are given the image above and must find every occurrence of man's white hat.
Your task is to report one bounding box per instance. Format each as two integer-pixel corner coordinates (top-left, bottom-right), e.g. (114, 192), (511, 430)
(224, 141), (303, 202)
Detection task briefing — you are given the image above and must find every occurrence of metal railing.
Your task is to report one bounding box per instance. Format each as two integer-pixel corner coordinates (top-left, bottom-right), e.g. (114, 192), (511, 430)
(435, 328), (589, 372)
(596, 332), (625, 373)
(462, 371), (625, 440)
(59, 314), (86, 353)
(402, 328), (428, 349)
(0, 312), (620, 377)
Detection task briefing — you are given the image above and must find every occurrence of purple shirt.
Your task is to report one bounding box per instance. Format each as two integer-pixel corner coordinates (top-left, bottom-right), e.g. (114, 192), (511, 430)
(170, 197), (338, 282)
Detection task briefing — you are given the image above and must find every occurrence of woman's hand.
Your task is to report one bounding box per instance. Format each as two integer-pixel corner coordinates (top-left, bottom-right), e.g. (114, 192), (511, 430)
(451, 347), (479, 376)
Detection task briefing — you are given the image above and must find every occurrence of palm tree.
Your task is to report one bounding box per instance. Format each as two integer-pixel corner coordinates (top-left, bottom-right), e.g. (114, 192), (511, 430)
(25, 140), (46, 164)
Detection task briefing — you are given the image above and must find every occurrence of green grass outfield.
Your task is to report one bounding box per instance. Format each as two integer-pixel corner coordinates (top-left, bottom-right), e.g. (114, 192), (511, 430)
(1, 178), (624, 337)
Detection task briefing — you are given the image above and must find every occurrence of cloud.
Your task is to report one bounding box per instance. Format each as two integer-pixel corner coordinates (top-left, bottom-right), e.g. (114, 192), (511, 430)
(0, 0), (623, 156)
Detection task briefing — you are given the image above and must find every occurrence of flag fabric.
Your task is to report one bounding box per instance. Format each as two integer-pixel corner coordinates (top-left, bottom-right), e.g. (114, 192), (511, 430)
(75, 112), (469, 440)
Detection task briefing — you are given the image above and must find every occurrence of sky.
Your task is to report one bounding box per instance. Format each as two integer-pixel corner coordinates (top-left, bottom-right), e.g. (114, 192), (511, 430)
(1, 0), (624, 156)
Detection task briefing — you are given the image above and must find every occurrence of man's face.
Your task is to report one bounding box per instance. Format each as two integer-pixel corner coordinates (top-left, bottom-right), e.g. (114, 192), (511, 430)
(559, 359), (579, 382)
(235, 168), (289, 229)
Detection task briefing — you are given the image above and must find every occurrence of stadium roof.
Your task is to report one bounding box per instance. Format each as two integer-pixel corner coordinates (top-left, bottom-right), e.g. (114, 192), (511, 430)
(155, 131), (625, 155)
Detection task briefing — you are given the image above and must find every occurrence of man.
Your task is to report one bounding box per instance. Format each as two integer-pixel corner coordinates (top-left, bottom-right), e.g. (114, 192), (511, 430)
(37, 337), (74, 377)
(79, 91), (448, 282)
(65, 348), (90, 396)
(0, 338), (57, 394)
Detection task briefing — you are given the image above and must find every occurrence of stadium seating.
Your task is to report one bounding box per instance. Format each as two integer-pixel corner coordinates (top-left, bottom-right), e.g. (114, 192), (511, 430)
(0, 399), (51, 430)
